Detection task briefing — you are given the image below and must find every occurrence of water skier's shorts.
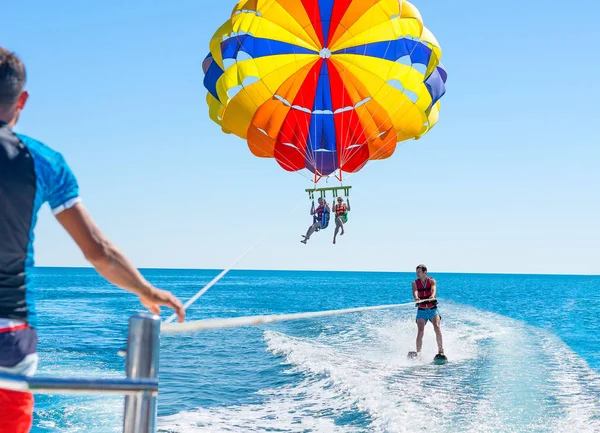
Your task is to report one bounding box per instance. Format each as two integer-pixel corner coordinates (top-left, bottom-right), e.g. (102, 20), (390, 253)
(416, 308), (440, 323)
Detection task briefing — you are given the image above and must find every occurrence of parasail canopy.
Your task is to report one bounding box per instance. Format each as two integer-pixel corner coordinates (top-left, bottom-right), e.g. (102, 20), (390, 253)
(203, 0), (447, 180)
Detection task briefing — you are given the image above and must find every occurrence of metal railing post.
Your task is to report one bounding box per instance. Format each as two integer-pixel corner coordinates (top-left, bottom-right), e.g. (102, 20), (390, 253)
(123, 314), (161, 433)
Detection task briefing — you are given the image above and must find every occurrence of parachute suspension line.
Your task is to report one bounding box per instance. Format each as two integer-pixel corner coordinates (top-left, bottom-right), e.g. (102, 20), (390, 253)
(162, 301), (420, 334)
(313, 172), (323, 184)
(344, 94), (420, 185)
(341, 86), (420, 185)
(334, 170), (343, 183)
(341, 87), (410, 176)
(164, 199), (305, 324)
(250, 115), (314, 184)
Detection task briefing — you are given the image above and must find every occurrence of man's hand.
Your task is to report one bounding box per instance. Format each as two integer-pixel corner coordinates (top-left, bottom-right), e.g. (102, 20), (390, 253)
(415, 297), (436, 306)
(139, 288), (185, 323)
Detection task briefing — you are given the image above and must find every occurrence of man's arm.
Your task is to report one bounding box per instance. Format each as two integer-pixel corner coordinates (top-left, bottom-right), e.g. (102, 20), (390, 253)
(430, 279), (437, 300)
(412, 281), (419, 301)
(310, 202), (315, 215)
(55, 203), (185, 322)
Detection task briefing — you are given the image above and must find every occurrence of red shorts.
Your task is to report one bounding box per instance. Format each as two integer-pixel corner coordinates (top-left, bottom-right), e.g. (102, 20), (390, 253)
(0, 324), (38, 433)
(0, 388), (34, 433)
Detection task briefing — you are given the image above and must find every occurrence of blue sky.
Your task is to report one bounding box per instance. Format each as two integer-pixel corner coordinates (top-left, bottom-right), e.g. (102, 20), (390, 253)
(3, 0), (599, 275)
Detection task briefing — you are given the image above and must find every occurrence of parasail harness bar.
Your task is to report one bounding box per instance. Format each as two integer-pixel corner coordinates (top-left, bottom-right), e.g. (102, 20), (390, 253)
(306, 186), (352, 200)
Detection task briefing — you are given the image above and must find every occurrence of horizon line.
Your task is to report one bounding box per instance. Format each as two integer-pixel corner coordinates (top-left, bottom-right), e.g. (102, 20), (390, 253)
(33, 265), (599, 278)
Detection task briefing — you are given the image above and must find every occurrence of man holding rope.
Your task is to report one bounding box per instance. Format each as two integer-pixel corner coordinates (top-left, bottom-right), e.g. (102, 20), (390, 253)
(0, 47), (185, 433)
(411, 264), (445, 360)
(301, 197), (330, 244)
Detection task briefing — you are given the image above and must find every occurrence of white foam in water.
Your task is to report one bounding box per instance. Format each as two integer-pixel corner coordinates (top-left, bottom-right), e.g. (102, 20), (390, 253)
(158, 304), (600, 433)
(35, 361), (123, 433)
(37, 398), (122, 433)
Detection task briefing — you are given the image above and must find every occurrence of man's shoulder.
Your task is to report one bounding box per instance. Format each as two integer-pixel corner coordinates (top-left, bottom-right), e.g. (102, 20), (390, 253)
(16, 134), (70, 175)
(16, 134), (64, 164)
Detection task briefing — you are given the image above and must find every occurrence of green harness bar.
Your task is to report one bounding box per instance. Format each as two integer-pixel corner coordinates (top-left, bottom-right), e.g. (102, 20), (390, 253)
(306, 186), (352, 200)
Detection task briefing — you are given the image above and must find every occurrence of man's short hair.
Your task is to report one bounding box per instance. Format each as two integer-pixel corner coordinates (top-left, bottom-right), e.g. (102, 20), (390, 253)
(416, 264), (428, 273)
(0, 47), (26, 106)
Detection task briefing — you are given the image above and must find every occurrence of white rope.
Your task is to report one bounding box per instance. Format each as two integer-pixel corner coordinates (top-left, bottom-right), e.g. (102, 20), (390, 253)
(162, 299), (436, 334)
(165, 200), (307, 324)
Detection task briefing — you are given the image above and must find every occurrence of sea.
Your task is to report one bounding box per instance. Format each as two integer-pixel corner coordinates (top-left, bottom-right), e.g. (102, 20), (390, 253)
(29, 267), (600, 432)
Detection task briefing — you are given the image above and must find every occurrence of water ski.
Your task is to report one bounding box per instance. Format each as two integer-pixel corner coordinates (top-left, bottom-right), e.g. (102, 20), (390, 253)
(407, 351), (419, 360)
(433, 353), (448, 365)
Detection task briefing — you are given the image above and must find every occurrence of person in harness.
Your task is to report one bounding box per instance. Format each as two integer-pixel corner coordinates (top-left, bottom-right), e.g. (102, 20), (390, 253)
(411, 264), (445, 360)
(301, 197), (330, 244)
(332, 197), (350, 245)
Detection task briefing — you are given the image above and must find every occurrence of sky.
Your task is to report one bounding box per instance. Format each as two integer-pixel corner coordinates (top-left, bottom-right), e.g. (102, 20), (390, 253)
(2, 0), (599, 275)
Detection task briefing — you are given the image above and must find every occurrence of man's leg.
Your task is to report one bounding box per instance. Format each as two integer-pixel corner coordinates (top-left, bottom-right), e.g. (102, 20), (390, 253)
(431, 314), (444, 354)
(302, 222), (321, 243)
(416, 318), (426, 353)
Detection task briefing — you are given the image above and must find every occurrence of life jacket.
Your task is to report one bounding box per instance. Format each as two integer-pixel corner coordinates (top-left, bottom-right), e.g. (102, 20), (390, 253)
(334, 203), (347, 216)
(415, 278), (437, 309)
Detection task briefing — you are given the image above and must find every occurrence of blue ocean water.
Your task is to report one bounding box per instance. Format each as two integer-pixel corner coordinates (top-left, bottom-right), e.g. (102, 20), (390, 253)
(29, 268), (600, 432)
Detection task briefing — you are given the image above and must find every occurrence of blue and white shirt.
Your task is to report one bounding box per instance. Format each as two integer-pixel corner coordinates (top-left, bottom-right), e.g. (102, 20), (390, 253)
(0, 121), (80, 367)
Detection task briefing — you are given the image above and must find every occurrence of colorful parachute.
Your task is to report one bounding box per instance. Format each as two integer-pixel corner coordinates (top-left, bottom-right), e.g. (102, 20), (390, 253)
(203, 0), (447, 180)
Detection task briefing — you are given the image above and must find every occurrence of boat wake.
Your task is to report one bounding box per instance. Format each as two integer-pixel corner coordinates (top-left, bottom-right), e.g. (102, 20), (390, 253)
(159, 304), (600, 432)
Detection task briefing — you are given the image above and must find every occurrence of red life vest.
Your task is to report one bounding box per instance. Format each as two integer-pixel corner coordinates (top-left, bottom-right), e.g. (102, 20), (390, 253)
(415, 278), (437, 310)
(315, 204), (325, 218)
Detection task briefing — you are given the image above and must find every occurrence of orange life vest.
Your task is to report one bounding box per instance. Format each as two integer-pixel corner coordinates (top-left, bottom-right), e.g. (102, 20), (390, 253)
(334, 203), (347, 215)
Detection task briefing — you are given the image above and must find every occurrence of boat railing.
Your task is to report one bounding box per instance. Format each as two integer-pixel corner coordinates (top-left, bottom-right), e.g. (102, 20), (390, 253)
(0, 314), (160, 433)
